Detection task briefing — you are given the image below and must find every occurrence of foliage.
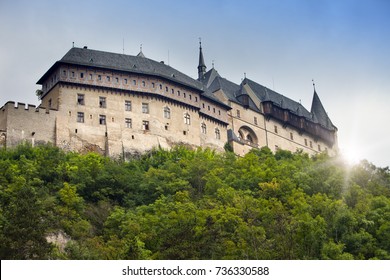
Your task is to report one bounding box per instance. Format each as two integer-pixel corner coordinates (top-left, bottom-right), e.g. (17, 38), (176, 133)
(0, 143), (389, 259)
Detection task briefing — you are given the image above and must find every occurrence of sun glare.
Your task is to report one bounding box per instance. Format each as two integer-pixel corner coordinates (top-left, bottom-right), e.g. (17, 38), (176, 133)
(342, 146), (363, 165)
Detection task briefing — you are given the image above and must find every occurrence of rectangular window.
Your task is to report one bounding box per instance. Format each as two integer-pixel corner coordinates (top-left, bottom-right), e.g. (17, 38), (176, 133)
(124, 78), (128, 84)
(77, 94), (85, 105)
(98, 75), (102, 81)
(63, 70), (67, 76)
(237, 109), (240, 118)
(72, 71), (75, 78)
(133, 80), (137, 85)
(116, 77), (119, 83)
(77, 112), (84, 123)
(310, 141), (313, 148)
(152, 82), (155, 88)
(304, 139), (308, 146)
(195, 96), (198, 102)
(106, 76), (110, 82)
(99, 96), (106, 108)
(274, 126), (278, 134)
(99, 115), (106, 125)
(290, 132), (294, 140)
(80, 73), (84, 79)
(125, 100), (132, 111)
(125, 118), (132, 128)
(142, 120), (149, 130)
(142, 103), (149, 114)
(215, 128), (221, 140)
(254, 117), (258, 125)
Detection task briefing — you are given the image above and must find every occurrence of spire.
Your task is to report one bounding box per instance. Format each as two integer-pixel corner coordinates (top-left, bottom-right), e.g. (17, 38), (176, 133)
(137, 44), (145, 58)
(197, 38), (207, 80)
(310, 82), (334, 130)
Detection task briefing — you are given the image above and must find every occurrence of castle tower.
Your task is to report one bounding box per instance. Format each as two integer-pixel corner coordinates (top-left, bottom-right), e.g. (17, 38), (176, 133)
(197, 41), (207, 81)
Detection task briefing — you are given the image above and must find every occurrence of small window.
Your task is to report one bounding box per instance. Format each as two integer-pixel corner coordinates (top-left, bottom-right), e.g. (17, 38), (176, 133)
(171, 89), (174, 94)
(318, 144), (321, 151)
(184, 113), (191, 125)
(183, 92), (186, 98)
(213, 108), (216, 113)
(80, 73), (84, 79)
(218, 110), (221, 115)
(254, 117), (258, 125)
(159, 84), (162, 90)
(195, 96), (198, 102)
(178, 90), (181, 96)
(90, 74), (93, 80)
(106, 76), (110, 82)
(142, 103), (149, 114)
(125, 100), (132, 111)
(98, 75), (102, 81)
(189, 94), (192, 100)
(48, 99), (52, 108)
(125, 118), (132, 128)
(99, 115), (106, 125)
(72, 71), (75, 78)
(202, 103), (205, 109)
(77, 94), (85, 105)
(116, 77), (119, 83)
(133, 80), (137, 85)
(304, 139), (308, 146)
(142, 120), (149, 130)
(142, 81), (146, 87)
(63, 70), (67, 76)
(201, 123), (207, 134)
(215, 128), (221, 139)
(152, 82), (155, 88)
(290, 132), (294, 140)
(165, 86), (168, 92)
(124, 78), (128, 84)
(77, 112), (84, 123)
(237, 109), (240, 118)
(310, 141), (313, 148)
(274, 126), (278, 134)
(164, 106), (171, 119)
(99, 96), (106, 108)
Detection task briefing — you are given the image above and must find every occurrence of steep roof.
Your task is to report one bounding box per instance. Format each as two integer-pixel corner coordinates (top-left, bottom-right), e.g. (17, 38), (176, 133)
(311, 90), (335, 130)
(243, 78), (312, 119)
(38, 47), (205, 92)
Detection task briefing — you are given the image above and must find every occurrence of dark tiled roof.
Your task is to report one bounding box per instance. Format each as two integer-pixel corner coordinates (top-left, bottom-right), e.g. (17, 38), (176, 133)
(39, 47), (205, 92)
(311, 90), (334, 130)
(243, 78), (312, 119)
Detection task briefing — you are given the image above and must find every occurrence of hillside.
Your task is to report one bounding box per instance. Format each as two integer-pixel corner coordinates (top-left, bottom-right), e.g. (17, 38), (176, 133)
(0, 144), (389, 259)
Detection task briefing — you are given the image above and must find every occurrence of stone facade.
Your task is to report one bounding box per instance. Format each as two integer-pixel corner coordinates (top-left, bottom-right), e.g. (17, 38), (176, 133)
(0, 46), (338, 158)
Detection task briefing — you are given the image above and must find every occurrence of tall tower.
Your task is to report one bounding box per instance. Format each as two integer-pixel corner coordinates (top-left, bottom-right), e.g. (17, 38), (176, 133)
(198, 40), (207, 81)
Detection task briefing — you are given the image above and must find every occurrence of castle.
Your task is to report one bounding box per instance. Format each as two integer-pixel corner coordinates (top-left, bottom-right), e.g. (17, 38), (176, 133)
(0, 44), (338, 157)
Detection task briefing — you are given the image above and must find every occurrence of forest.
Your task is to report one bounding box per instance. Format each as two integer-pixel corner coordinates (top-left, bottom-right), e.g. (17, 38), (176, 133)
(0, 143), (389, 260)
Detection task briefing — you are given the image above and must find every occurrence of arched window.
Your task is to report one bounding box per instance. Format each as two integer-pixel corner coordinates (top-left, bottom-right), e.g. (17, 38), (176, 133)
(215, 128), (220, 139)
(184, 113), (191, 125)
(201, 123), (207, 134)
(164, 106), (171, 119)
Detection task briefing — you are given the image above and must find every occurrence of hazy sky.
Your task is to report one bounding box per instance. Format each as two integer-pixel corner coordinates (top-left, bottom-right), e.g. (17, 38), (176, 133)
(1, 0), (389, 167)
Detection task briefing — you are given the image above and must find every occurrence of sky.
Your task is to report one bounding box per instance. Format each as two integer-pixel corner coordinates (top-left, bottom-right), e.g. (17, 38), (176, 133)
(0, 0), (389, 167)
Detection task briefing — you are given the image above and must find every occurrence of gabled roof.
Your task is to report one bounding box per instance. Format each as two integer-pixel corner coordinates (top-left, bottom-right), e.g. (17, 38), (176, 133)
(37, 47), (205, 92)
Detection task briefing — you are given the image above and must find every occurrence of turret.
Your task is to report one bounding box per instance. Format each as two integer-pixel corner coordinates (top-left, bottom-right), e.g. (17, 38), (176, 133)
(197, 41), (207, 80)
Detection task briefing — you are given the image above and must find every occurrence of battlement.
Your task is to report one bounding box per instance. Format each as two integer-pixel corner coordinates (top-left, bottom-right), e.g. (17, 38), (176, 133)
(1, 101), (58, 113)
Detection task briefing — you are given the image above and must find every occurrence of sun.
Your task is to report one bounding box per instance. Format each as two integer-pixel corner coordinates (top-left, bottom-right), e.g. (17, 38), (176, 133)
(342, 146), (364, 165)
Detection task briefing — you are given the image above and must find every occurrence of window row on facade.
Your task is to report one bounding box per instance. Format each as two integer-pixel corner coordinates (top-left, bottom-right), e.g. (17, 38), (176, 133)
(63, 71), (200, 102)
(75, 111), (220, 139)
